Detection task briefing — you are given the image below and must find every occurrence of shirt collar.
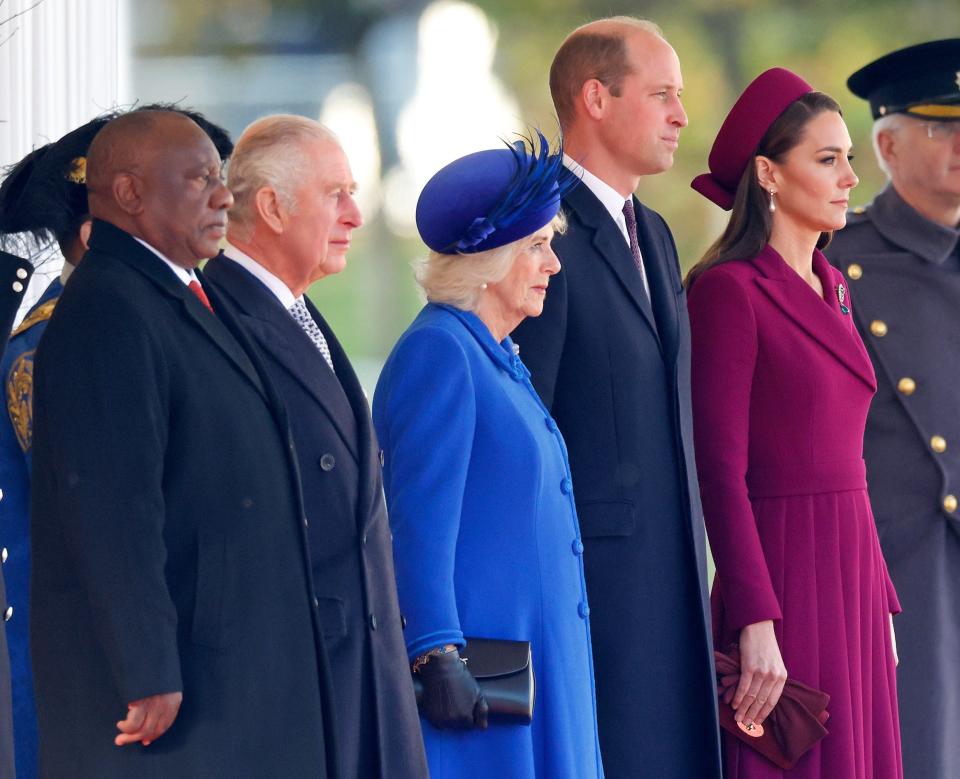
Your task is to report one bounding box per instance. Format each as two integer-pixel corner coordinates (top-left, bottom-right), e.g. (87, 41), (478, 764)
(133, 237), (197, 285)
(224, 242), (298, 309)
(563, 154), (631, 243)
(869, 184), (960, 265)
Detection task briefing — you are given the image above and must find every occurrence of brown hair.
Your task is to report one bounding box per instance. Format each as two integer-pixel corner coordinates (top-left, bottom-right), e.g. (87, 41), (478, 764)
(685, 91), (841, 287)
(550, 18), (662, 129)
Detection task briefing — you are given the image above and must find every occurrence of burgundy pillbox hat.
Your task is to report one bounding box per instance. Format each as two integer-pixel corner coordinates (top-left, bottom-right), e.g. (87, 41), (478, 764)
(691, 68), (813, 210)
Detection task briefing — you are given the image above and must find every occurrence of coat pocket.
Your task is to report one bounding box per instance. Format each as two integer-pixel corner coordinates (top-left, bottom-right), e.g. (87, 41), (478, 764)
(191, 531), (238, 649)
(576, 500), (636, 538)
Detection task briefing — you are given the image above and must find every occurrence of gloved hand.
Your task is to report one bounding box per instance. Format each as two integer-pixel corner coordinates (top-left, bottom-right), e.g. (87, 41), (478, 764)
(418, 648), (489, 730)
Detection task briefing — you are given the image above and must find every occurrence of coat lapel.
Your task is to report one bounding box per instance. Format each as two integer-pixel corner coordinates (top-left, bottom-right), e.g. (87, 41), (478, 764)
(206, 255), (360, 463)
(751, 245), (876, 390)
(88, 221), (268, 400)
(563, 186), (660, 345)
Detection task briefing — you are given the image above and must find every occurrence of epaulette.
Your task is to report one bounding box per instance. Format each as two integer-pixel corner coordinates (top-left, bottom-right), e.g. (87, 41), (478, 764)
(11, 298), (57, 338)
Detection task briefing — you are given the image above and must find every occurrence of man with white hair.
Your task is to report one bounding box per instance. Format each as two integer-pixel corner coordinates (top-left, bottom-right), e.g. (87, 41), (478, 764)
(826, 38), (960, 779)
(204, 115), (427, 779)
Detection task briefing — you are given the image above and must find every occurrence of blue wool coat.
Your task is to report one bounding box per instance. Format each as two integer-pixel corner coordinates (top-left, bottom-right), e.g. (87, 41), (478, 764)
(373, 303), (604, 779)
(0, 277), (62, 779)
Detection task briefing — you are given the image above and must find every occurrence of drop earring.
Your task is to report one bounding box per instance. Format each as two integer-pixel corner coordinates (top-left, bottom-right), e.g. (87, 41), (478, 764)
(768, 190), (777, 213)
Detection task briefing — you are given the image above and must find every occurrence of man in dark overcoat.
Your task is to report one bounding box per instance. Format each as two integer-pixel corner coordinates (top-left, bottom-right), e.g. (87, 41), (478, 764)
(204, 115), (426, 778)
(511, 17), (720, 778)
(826, 38), (960, 779)
(0, 249), (32, 779)
(28, 110), (338, 776)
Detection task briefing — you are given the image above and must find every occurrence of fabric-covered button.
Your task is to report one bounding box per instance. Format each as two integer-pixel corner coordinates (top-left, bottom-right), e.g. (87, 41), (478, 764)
(846, 263), (863, 280)
(572, 539), (584, 555)
(943, 494), (957, 513)
(320, 453), (336, 471)
(578, 602), (590, 619)
(560, 478), (573, 494)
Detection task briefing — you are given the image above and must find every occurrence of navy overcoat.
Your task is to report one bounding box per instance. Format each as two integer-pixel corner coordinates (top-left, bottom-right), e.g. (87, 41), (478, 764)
(205, 254), (427, 779)
(511, 187), (721, 778)
(29, 222), (338, 777)
(373, 303), (604, 778)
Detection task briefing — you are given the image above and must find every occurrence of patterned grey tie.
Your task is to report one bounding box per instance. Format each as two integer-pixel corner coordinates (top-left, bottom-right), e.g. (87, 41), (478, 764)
(289, 298), (335, 372)
(621, 200), (651, 299)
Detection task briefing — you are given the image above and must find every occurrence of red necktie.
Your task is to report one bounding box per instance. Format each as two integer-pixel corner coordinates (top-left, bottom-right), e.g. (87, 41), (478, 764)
(188, 279), (214, 313)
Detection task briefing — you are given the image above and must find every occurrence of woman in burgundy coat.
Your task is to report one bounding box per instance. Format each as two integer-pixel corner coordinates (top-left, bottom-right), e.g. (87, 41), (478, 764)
(686, 68), (903, 778)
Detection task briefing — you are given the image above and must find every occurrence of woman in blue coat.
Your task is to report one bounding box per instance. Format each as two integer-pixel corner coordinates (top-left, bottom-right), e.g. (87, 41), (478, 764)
(373, 133), (604, 778)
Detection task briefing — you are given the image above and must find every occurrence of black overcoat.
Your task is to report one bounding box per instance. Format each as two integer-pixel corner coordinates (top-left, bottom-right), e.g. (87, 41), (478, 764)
(511, 186), (721, 778)
(205, 255), (427, 779)
(0, 250), (31, 779)
(29, 222), (338, 777)
(827, 185), (960, 779)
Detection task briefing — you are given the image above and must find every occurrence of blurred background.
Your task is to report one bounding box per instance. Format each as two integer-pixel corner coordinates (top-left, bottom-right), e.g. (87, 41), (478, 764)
(2, 0), (958, 385)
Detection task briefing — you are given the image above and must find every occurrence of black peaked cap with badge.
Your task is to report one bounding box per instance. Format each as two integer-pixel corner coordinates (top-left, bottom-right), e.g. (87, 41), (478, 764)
(847, 37), (960, 120)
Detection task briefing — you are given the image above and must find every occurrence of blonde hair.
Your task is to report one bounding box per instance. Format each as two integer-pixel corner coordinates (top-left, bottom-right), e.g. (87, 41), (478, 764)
(417, 212), (566, 311)
(228, 114), (337, 236)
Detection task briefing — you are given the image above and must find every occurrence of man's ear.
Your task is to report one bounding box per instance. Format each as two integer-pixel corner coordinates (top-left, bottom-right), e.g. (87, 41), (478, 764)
(254, 187), (285, 234)
(78, 219), (93, 250)
(875, 129), (898, 175)
(113, 173), (143, 216)
(581, 79), (608, 121)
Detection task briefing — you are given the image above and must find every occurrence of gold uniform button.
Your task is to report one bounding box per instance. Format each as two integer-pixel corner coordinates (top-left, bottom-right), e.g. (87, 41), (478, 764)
(870, 320), (888, 337)
(931, 435), (947, 453)
(944, 494), (958, 513)
(852, 206), (866, 215)
(847, 263), (863, 280)
(897, 377), (916, 396)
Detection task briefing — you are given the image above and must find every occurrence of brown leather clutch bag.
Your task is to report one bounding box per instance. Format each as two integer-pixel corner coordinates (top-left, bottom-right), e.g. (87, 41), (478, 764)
(413, 637), (535, 723)
(716, 648), (830, 770)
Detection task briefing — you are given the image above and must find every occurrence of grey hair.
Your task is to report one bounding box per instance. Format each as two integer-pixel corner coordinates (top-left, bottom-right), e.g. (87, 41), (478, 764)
(227, 114), (337, 237)
(416, 212), (566, 312)
(871, 113), (907, 179)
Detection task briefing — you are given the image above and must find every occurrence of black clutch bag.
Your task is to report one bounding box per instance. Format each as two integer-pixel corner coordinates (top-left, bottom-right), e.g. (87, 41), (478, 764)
(413, 638), (535, 724)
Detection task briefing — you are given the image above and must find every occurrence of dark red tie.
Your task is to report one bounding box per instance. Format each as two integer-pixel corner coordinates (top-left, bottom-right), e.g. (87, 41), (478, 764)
(188, 279), (214, 313)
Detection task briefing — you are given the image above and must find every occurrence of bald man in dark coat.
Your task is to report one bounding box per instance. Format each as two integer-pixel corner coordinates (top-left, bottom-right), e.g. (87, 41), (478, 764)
(29, 111), (338, 777)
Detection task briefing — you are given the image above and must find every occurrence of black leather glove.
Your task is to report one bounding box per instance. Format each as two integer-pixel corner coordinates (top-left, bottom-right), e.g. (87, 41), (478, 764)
(418, 649), (489, 730)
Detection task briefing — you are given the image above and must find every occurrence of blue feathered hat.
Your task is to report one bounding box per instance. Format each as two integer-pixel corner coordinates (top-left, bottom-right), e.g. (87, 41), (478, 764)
(416, 130), (576, 255)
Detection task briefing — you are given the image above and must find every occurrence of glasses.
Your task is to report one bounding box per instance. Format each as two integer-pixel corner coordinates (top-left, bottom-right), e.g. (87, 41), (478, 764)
(922, 121), (960, 141)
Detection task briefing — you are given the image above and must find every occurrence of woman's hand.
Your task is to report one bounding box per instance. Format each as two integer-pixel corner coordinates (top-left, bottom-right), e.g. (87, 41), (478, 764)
(733, 620), (788, 728)
(890, 613), (899, 666)
(417, 648), (489, 730)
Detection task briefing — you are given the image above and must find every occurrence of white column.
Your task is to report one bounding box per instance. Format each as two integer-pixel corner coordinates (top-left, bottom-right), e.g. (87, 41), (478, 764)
(0, 0), (123, 310)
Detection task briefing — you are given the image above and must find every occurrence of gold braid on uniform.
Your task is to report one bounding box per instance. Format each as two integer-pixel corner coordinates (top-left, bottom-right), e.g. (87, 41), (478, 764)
(6, 350), (35, 453)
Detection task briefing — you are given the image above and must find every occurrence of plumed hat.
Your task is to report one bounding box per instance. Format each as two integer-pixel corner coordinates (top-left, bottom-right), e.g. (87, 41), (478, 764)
(847, 38), (960, 121)
(416, 130), (576, 255)
(691, 68), (813, 210)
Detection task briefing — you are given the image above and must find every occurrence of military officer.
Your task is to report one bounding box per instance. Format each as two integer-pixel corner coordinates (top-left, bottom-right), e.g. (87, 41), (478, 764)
(0, 107), (232, 777)
(0, 250), (32, 779)
(826, 38), (960, 779)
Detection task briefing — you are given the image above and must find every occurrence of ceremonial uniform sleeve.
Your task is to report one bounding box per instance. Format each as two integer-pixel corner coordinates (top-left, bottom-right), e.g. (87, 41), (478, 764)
(31, 291), (181, 702)
(372, 325), (476, 660)
(688, 269), (783, 631)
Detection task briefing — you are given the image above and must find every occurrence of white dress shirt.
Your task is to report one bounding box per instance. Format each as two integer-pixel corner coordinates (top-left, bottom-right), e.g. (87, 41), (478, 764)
(223, 242), (297, 309)
(563, 154), (651, 297)
(133, 237), (198, 286)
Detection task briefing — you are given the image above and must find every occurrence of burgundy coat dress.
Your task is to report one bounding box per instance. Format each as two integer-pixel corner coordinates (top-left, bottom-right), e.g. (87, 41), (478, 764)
(688, 245), (903, 778)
